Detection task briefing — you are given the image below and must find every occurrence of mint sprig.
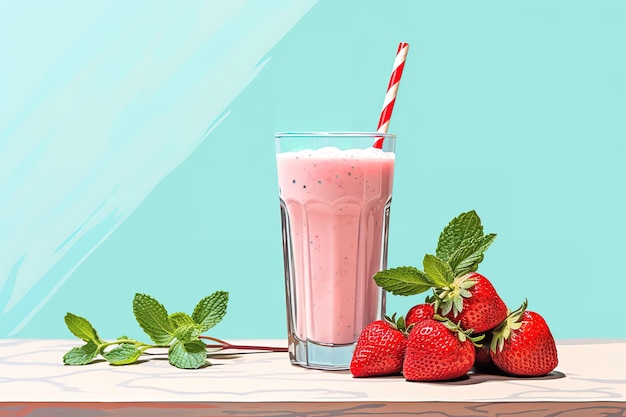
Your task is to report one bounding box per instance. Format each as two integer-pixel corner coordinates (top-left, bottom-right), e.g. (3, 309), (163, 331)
(168, 339), (207, 369)
(373, 266), (434, 296)
(436, 210), (484, 262)
(436, 210), (496, 277)
(63, 340), (99, 365)
(422, 254), (455, 286)
(63, 291), (229, 369)
(447, 233), (496, 277)
(374, 210), (496, 296)
(64, 313), (104, 344)
(101, 342), (143, 365)
(132, 293), (175, 345)
(192, 291), (229, 332)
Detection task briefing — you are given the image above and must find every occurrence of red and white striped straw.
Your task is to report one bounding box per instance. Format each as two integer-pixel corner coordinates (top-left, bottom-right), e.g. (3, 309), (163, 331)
(373, 42), (409, 149)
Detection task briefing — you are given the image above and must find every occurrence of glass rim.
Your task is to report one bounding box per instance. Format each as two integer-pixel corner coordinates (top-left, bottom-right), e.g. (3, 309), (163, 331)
(275, 131), (396, 139)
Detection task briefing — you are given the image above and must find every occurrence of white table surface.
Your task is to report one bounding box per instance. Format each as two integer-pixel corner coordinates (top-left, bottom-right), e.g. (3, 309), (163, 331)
(1, 338), (625, 416)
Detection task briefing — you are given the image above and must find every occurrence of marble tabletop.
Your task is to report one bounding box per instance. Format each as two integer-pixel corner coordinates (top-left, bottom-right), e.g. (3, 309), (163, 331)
(1, 338), (626, 416)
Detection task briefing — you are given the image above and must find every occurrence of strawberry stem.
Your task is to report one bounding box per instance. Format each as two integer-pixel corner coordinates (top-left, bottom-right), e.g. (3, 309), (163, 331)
(490, 299), (528, 352)
(199, 335), (288, 352)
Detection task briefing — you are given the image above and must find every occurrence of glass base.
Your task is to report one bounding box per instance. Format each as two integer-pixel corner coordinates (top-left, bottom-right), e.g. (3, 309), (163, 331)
(288, 336), (355, 370)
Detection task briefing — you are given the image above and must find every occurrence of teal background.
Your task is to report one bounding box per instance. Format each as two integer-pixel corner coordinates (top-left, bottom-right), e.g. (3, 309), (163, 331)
(2, 1), (625, 341)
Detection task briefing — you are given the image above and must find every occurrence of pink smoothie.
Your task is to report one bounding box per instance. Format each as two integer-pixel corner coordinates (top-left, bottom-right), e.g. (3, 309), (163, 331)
(277, 147), (395, 345)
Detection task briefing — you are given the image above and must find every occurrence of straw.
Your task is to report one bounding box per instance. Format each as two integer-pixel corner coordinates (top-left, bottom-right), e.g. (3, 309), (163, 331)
(373, 42), (410, 149)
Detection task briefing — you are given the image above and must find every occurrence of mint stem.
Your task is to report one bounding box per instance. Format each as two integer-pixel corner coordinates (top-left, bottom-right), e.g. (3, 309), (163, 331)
(199, 335), (288, 352)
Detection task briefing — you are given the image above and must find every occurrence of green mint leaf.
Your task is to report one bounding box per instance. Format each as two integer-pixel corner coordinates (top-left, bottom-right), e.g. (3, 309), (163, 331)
(132, 293), (174, 345)
(173, 323), (203, 343)
(63, 341), (98, 365)
(422, 254), (455, 286)
(436, 211), (484, 262)
(169, 312), (195, 328)
(168, 340), (207, 369)
(102, 344), (142, 365)
(192, 291), (229, 332)
(373, 266), (433, 296)
(169, 312), (202, 342)
(448, 233), (497, 277)
(64, 313), (102, 344)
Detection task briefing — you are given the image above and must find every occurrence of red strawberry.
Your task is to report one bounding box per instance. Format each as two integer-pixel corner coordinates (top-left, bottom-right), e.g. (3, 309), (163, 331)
(490, 300), (558, 376)
(472, 332), (498, 372)
(435, 272), (507, 333)
(405, 303), (434, 327)
(350, 315), (407, 377)
(403, 317), (481, 381)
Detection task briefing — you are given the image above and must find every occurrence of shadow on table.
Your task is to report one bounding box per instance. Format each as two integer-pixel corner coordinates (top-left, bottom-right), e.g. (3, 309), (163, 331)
(417, 370), (566, 385)
(320, 369), (566, 384)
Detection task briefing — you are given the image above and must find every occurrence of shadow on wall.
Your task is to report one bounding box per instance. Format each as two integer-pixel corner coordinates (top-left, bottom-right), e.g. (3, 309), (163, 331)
(0, 0), (318, 337)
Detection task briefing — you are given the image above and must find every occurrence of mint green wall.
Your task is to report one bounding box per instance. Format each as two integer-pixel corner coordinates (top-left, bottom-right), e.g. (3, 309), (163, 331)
(2, 1), (625, 341)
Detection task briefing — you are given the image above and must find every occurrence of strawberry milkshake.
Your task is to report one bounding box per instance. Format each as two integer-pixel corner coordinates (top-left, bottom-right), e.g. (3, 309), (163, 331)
(275, 132), (395, 369)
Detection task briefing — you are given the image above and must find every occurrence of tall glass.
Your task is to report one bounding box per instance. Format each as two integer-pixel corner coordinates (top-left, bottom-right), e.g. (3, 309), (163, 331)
(275, 132), (396, 370)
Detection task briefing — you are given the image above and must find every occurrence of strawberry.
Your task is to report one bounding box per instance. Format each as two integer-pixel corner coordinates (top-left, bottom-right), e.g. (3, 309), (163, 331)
(405, 303), (434, 327)
(403, 316), (482, 381)
(472, 332), (498, 372)
(374, 212), (507, 335)
(350, 315), (407, 377)
(434, 272), (508, 333)
(489, 300), (558, 376)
